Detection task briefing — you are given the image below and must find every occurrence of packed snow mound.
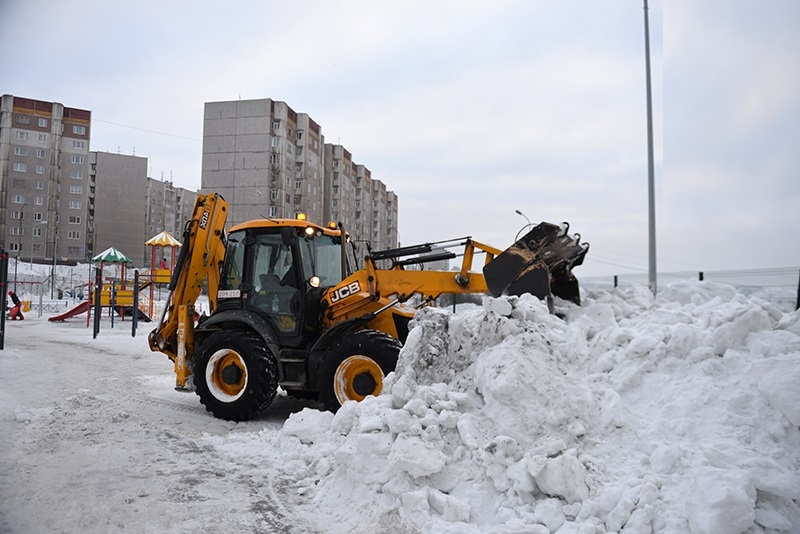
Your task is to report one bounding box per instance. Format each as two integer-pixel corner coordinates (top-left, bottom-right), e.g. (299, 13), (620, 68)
(206, 281), (800, 533)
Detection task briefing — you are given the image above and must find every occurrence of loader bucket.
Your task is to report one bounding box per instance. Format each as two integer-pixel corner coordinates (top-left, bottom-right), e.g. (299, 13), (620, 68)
(483, 222), (588, 304)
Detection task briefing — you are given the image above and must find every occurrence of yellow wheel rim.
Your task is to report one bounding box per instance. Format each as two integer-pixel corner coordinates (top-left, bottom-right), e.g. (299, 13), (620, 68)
(206, 349), (248, 402)
(333, 355), (384, 405)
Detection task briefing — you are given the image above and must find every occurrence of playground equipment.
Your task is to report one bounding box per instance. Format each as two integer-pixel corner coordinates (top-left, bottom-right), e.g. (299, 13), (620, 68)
(48, 233), (181, 324)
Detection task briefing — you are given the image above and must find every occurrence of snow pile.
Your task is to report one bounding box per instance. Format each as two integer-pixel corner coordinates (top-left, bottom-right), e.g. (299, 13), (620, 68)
(209, 282), (800, 533)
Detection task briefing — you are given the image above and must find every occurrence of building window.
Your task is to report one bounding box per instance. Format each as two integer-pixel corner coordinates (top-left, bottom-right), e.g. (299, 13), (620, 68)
(73, 140), (86, 149)
(33, 226), (44, 237)
(71, 171), (83, 179)
(13, 147), (28, 156)
(71, 155), (84, 164)
(268, 206), (278, 218)
(68, 231), (81, 239)
(34, 212), (44, 221)
(37, 133), (47, 143)
(73, 125), (86, 135)
(36, 165), (44, 174)
(36, 181), (45, 190)
(295, 162), (302, 173)
(15, 131), (28, 141)
(69, 201), (81, 209)
(10, 211), (23, 220)
(70, 185), (83, 194)
(39, 118), (48, 128)
(12, 195), (25, 204)
(271, 173), (278, 184)
(12, 162), (27, 172)
(271, 137), (280, 147)
(295, 180), (301, 190)
(36, 149), (46, 158)
(270, 189), (278, 200)
(296, 131), (303, 142)
(12, 179), (25, 188)
(272, 120), (280, 131)
(8, 243), (20, 252)
(16, 115), (30, 124)
(270, 154), (278, 164)
(67, 246), (81, 255)
(69, 216), (82, 224)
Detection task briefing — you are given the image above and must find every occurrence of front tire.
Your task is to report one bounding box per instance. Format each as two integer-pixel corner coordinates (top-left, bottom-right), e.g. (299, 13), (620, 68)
(319, 329), (401, 411)
(193, 330), (278, 421)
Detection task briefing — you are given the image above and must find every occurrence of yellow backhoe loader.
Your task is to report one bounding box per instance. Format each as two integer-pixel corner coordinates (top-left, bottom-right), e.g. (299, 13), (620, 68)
(149, 193), (588, 421)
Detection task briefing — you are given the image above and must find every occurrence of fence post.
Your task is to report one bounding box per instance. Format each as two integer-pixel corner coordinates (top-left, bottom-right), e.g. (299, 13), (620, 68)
(699, 271), (704, 281)
(613, 275), (618, 288)
(93, 268), (102, 339)
(132, 270), (139, 337)
(796, 269), (799, 311)
(0, 249), (7, 350)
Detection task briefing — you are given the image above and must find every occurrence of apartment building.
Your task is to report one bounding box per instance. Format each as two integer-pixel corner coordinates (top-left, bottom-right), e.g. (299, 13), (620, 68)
(91, 152), (147, 264)
(201, 98), (325, 228)
(200, 98), (399, 256)
(323, 144), (399, 257)
(145, 177), (197, 264)
(0, 94), (91, 264)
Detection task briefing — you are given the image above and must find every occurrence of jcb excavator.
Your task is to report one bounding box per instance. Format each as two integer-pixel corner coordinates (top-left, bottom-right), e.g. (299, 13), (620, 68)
(149, 193), (588, 421)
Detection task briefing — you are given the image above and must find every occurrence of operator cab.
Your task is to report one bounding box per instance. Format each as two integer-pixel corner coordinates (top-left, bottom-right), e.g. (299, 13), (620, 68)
(218, 218), (348, 346)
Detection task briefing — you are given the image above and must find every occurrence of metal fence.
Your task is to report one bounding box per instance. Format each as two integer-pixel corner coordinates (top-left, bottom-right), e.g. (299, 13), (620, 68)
(582, 267), (800, 312)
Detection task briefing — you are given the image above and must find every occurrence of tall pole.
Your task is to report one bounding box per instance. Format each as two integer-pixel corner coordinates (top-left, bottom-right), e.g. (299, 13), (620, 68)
(644, 0), (657, 295)
(14, 203), (26, 292)
(51, 229), (58, 299)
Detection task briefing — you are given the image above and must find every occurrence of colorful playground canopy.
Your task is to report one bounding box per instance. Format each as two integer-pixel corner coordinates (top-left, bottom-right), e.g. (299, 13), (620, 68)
(93, 246), (133, 264)
(145, 231), (181, 248)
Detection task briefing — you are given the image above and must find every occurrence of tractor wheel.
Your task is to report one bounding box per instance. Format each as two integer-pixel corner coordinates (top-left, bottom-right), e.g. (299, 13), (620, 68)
(193, 330), (278, 421)
(319, 329), (401, 411)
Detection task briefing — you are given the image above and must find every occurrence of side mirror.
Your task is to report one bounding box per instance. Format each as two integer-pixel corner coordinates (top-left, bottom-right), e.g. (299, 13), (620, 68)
(281, 226), (297, 247)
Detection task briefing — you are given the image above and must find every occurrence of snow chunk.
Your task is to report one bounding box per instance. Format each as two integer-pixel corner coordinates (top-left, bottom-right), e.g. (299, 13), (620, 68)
(688, 467), (756, 534)
(533, 453), (589, 504)
(283, 408), (333, 444)
(712, 307), (772, 355)
(390, 434), (448, 477)
(753, 354), (800, 426)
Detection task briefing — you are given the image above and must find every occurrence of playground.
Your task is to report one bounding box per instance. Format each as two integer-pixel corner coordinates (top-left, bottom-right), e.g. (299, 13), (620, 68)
(1, 231), (191, 337)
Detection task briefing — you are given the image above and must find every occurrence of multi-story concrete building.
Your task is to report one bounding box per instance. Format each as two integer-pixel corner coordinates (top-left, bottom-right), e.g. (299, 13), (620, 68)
(201, 98), (325, 228)
(0, 94), (91, 264)
(91, 152), (147, 265)
(323, 143), (399, 257)
(145, 177), (197, 264)
(323, 144), (357, 232)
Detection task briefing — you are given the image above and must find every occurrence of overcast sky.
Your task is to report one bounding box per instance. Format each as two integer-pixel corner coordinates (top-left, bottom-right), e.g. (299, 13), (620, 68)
(2, 1), (798, 279)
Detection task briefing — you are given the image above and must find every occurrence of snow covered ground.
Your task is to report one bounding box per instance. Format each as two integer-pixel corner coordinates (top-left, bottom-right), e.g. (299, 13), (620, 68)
(1, 280), (799, 533)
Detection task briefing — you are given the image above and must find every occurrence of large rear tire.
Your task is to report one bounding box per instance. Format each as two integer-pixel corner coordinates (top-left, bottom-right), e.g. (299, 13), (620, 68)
(193, 330), (278, 421)
(319, 329), (401, 411)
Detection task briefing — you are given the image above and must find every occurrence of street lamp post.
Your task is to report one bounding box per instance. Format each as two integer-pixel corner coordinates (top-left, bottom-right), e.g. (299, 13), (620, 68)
(31, 220), (48, 271)
(515, 209), (533, 241)
(14, 203), (27, 292)
(51, 228), (58, 299)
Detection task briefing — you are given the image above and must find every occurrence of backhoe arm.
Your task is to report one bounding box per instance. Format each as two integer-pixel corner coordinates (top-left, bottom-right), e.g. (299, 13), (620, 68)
(148, 193), (229, 387)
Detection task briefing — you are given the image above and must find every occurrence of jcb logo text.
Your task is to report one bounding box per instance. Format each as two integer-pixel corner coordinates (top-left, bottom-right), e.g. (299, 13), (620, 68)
(330, 282), (361, 303)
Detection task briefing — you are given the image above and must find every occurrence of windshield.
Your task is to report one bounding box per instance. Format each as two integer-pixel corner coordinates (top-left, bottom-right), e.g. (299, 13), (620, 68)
(298, 234), (343, 287)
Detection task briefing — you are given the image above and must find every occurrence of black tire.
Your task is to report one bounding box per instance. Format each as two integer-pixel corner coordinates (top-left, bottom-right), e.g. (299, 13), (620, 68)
(193, 329), (279, 421)
(319, 329), (401, 411)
